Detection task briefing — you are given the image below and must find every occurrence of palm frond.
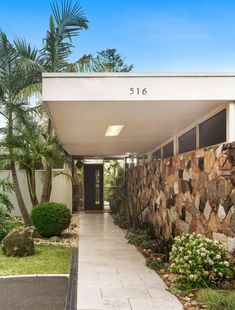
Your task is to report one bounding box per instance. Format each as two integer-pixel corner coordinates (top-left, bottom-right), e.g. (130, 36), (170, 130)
(51, 0), (88, 38)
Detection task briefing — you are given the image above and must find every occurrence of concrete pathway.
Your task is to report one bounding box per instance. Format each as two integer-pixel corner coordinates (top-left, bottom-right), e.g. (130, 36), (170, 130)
(77, 213), (183, 310)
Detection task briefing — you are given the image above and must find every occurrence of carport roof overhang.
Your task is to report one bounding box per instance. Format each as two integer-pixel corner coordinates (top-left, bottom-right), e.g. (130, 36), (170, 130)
(42, 73), (235, 157)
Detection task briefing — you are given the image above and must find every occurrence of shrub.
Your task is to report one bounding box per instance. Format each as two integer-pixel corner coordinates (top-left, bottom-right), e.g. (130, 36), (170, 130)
(31, 202), (71, 237)
(169, 233), (234, 288)
(196, 289), (235, 310)
(0, 215), (14, 241)
(125, 229), (150, 246)
(146, 257), (164, 270)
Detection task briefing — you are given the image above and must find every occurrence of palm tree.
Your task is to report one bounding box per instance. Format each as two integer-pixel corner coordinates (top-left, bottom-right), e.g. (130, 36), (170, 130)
(13, 0), (90, 204)
(0, 32), (40, 225)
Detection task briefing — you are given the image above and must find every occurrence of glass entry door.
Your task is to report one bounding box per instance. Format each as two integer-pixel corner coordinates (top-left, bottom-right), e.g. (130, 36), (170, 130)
(84, 164), (104, 211)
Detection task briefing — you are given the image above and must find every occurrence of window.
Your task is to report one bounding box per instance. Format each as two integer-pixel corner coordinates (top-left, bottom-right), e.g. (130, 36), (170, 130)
(163, 141), (174, 158)
(199, 110), (226, 148)
(178, 127), (196, 154)
(153, 149), (161, 160)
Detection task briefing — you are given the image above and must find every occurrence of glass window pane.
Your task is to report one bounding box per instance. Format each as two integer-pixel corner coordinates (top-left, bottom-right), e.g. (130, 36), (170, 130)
(178, 127), (196, 154)
(199, 110), (226, 148)
(153, 149), (161, 160)
(163, 141), (174, 158)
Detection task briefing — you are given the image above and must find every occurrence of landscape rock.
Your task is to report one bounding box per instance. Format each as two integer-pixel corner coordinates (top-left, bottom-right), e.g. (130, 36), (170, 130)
(2, 227), (34, 257)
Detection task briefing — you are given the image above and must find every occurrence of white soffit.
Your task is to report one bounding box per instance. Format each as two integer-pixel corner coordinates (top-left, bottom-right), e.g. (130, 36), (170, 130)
(43, 73), (235, 156)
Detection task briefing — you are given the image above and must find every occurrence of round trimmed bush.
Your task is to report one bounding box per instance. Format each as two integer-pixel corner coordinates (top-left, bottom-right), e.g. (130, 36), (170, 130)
(31, 202), (71, 237)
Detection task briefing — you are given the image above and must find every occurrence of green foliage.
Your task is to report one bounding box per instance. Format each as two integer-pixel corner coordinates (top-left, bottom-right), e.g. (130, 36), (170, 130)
(125, 229), (150, 246)
(95, 48), (133, 72)
(0, 178), (15, 216)
(31, 202), (71, 237)
(0, 215), (14, 241)
(146, 257), (164, 270)
(169, 233), (234, 288)
(154, 238), (173, 261)
(196, 289), (235, 310)
(104, 160), (123, 202)
(112, 212), (128, 229)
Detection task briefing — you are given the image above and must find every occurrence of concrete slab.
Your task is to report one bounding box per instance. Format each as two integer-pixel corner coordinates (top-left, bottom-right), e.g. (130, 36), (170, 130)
(77, 213), (183, 310)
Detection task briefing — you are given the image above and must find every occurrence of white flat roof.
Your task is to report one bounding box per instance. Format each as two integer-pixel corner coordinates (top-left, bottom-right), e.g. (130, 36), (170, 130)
(43, 73), (235, 157)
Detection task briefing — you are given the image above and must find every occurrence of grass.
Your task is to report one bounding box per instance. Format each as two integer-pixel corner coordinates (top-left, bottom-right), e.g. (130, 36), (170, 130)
(196, 288), (235, 310)
(0, 244), (72, 275)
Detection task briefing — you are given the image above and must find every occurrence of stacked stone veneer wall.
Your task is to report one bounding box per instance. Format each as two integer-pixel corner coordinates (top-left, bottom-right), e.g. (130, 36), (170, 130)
(126, 142), (235, 253)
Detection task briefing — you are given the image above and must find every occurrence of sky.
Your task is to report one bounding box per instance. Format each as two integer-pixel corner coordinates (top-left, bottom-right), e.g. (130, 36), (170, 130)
(1, 0), (235, 72)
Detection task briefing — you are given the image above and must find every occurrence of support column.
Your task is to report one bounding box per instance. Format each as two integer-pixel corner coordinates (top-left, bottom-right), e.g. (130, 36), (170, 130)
(227, 102), (235, 143)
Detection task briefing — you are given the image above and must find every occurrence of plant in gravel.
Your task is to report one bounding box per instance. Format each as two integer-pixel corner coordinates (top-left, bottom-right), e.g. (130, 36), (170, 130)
(31, 202), (71, 237)
(169, 233), (234, 289)
(196, 289), (235, 310)
(146, 257), (164, 270)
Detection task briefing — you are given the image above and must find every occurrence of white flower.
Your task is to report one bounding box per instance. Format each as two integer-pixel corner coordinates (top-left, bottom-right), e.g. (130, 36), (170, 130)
(184, 256), (189, 261)
(189, 274), (194, 279)
(218, 272), (223, 277)
(223, 261), (229, 266)
(201, 252), (206, 257)
(208, 260), (214, 265)
(216, 254), (221, 259)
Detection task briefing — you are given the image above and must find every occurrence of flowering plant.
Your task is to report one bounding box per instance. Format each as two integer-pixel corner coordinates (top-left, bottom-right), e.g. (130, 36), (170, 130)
(169, 233), (234, 287)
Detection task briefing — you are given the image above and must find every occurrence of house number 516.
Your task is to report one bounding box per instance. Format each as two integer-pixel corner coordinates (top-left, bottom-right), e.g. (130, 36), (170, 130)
(130, 88), (148, 95)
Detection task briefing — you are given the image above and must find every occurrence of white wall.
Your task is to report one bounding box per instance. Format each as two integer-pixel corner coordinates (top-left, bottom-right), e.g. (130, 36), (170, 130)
(0, 169), (72, 217)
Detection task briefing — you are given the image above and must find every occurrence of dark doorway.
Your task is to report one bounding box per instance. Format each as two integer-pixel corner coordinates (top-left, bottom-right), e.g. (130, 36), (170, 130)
(84, 164), (104, 211)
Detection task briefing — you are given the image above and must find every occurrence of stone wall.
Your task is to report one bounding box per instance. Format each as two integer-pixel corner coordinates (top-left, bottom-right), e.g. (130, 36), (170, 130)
(126, 142), (235, 254)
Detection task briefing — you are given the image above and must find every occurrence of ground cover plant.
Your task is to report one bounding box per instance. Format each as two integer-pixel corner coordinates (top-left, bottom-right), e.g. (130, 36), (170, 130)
(196, 289), (235, 310)
(0, 244), (71, 275)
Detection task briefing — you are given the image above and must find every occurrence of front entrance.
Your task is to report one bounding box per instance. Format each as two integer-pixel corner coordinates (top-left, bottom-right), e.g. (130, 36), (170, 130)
(84, 164), (104, 211)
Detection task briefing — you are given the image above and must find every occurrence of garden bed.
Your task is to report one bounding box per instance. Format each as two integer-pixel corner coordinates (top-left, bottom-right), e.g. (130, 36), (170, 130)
(34, 213), (79, 248)
(0, 213), (79, 275)
(113, 216), (235, 310)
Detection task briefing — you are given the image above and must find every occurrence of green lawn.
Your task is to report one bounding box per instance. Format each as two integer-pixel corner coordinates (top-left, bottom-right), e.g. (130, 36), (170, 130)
(0, 245), (72, 275)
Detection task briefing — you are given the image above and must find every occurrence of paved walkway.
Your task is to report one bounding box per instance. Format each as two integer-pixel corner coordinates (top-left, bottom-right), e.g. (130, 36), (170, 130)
(77, 213), (182, 310)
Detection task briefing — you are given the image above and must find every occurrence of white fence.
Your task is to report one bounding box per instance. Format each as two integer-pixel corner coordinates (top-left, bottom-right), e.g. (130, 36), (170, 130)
(0, 169), (72, 217)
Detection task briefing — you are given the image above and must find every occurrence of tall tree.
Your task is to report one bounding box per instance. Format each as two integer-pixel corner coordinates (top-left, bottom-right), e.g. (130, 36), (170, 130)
(0, 32), (40, 225)
(95, 48), (133, 72)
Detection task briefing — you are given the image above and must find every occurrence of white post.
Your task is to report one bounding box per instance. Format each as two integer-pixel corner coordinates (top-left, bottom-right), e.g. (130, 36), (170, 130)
(227, 102), (235, 143)
(147, 152), (153, 163)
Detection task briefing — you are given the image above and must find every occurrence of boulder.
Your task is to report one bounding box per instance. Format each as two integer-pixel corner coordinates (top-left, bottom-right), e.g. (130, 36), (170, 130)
(2, 227), (34, 257)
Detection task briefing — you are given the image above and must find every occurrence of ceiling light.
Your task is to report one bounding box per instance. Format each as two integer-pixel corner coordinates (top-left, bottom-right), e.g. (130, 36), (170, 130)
(105, 125), (124, 136)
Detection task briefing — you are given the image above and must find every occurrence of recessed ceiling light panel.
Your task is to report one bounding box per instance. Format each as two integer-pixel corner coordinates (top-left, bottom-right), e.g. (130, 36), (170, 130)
(105, 125), (124, 136)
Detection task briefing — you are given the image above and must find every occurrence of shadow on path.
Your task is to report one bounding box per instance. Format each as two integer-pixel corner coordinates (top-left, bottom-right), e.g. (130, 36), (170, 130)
(0, 276), (68, 310)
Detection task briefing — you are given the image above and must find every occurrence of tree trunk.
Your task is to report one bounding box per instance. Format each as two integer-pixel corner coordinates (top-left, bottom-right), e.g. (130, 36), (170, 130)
(40, 164), (52, 203)
(26, 168), (39, 206)
(11, 161), (31, 225)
